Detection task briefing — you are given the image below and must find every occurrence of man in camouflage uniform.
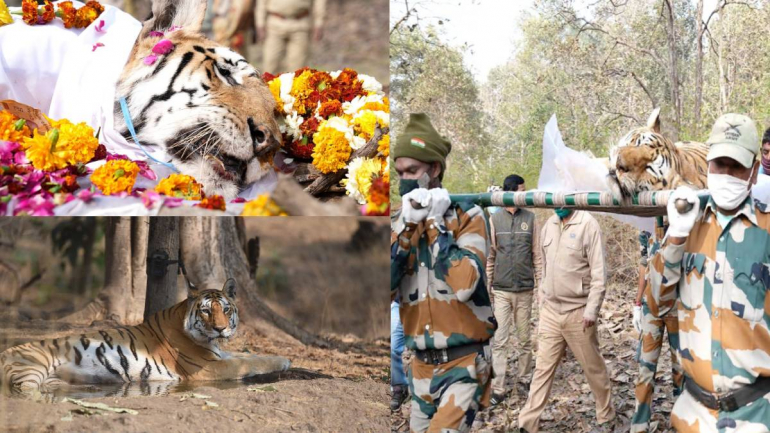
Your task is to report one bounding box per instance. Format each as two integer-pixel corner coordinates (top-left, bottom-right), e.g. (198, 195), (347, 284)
(648, 113), (770, 431)
(631, 227), (684, 432)
(391, 113), (495, 432)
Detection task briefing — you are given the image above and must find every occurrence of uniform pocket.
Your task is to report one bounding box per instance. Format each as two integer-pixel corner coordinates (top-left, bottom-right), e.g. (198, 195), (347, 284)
(730, 259), (768, 322)
(680, 252), (706, 310)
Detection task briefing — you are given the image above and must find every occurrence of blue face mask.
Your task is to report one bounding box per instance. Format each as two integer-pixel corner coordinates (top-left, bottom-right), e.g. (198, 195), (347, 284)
(399, 179), (420, 196)
(554, 208), (572, 219)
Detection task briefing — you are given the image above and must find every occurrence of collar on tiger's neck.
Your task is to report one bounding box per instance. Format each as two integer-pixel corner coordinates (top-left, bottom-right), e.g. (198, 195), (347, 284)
(118, 97), (179, 172)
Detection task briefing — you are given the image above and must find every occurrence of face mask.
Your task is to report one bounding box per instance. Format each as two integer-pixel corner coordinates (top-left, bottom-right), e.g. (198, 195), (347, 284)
(554, 208), (572, 219)
(708, 172), (751, 211)
(398, 173), (432, 196)
(762, 155), (770, 174)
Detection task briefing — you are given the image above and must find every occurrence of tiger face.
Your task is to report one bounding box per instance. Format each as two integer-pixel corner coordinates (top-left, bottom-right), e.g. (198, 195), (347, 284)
(184, 279), (239, 345)
(114, 0), (281, 200)
(608, 108), (677, 200)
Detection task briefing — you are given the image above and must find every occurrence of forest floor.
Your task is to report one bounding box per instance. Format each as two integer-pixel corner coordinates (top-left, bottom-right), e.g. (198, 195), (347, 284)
(390, 282), (678, 433)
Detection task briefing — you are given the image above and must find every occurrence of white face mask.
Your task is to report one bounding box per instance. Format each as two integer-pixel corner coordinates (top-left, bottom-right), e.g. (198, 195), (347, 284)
(707, 172), (751, 211)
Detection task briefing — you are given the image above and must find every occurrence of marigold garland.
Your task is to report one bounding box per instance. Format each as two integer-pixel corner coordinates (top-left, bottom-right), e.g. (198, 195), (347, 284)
(0, 111), (31, 143)
(18, 0), (102, 27)
(240, 194), (287, 216)
(196, 195), (226, 211)
(91, 159), (140, 195)
(20, 119), (99, 171)
(154, 173), (203, 200)
(364, 176), (389, 216)
(311, 124), (352, 174)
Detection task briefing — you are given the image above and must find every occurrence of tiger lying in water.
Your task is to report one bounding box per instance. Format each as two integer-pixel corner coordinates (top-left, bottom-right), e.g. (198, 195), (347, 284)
(607, 108), (708, 201)
(0, 279), (290, 393)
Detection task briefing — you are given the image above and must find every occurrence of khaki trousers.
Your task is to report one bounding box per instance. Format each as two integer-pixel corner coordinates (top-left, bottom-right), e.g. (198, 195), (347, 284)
(491, 289), (534, 394)
(262, 15), (311, 74)
(518, 302), (615, 432)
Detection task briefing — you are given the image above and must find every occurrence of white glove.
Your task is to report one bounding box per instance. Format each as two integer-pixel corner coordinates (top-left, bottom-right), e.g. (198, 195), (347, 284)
(666, 187), (699, 238)
(632, 305), (642, 334)
(427, 188), (451, 223)
(401, 188), (431, 224)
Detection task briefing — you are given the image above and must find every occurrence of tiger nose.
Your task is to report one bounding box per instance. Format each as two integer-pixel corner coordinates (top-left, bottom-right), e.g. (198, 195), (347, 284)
(213, 325), (226, 333)
(247, 117), (269, 148)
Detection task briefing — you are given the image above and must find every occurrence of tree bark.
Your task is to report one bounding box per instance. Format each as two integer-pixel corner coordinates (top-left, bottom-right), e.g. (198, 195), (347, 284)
(694, 0), (704, 129)
(144, 217), (181, 320)
(61, 217), (148, 325)
(664, 0), (681, 140)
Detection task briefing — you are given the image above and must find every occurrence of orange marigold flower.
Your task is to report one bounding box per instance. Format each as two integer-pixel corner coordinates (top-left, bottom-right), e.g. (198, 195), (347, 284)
(196, 195), (226, 211)
(240, 194), (288, 216)
(74, 0), (103, 28)
(377, 133), (389, 157)
(0, 110), (31, 143)
(40, 0), (54, 23)
(91, 159), (140, 195)
(57, 1), (76, 28)
(154, 173), (204, 200)
(21, 0), (38, 24)
(365, 176), (389, 216)
(318, 100), (342, 118)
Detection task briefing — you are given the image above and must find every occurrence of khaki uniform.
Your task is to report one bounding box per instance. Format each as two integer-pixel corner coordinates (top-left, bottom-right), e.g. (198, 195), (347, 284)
(486, 210), (543, 394)
(647, 197), (770, 430)
(391, 202), (494, 432)
(256, 0), (326, 74)
(518, 211), (615, 432)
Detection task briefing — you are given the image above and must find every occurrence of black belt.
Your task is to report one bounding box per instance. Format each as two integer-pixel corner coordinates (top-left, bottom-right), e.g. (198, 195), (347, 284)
(414, 342), (487, 365)
(684, 375), (770, 412)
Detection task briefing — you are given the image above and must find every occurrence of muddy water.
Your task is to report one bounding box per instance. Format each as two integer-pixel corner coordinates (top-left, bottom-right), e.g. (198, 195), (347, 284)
(1, 368), (329, 401)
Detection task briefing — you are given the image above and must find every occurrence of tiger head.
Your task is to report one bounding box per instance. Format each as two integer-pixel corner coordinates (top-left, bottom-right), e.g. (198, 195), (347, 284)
(184, 278), (239, 345)
(114, 0), (281, 200)
(607, 108), (677, 201)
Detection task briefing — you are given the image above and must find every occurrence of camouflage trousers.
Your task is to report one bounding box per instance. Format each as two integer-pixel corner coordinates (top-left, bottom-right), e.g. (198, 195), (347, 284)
(671, 388), (770, 432)
(631, 302), (684, 432)
(408, 348), (492, 433)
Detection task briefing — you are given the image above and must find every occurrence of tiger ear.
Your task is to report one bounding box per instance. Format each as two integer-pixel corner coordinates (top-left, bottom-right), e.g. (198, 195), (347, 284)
(646, 107), (661, 133)
(141, 0), (207, 37)
(222, 278), (237, 299)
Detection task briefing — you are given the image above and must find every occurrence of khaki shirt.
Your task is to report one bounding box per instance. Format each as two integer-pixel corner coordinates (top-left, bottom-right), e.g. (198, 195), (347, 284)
(485, 208), (543, 292)
(256, 0), (326, 29)
(540, 211), (607, 321)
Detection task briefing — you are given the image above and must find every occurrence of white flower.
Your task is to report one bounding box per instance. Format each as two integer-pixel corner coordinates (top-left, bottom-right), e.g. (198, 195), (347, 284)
(343, 157), (368, 204)
(278, 72), (296, 114)
(284, 112), (304, 141)
(329, 70), (342, 79)
(350, 135), (367, 150)
(342, 94), (385, 116)
(358, 74), (383, 94)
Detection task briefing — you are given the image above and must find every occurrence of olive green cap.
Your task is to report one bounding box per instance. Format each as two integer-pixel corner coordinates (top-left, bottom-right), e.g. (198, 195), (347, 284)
(392, 113), (452, 180)
(706, 113), (759, 168)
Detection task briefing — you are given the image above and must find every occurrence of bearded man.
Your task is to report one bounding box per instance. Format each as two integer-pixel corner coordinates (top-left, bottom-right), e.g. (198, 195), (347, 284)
(648, 113), (770, 429)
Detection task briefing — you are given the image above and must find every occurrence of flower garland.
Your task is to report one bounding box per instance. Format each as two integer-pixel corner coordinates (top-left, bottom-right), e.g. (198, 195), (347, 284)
(154, 173), (203, 200)
(263, 67), (390, 211)
(8, 0), (104, 28)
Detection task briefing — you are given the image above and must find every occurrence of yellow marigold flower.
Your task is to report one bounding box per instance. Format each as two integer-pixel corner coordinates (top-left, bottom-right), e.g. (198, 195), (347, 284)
(352, 110), (378, 141)
(378, 133), (389, 157)
(0, 110), (31, 143)
(312, 124), (352, 174)
(361, 100), (389, 113)
(268, 77), (283, 114)
(57, 1), (76, 28)
(22, 129), (68, 171)
(240, 194), (288, 216)
(342, 156), (383, 204)
(155, 173), (203, 200)
(56, 121), (99, 165)
(290, 70), (314, 115)
(91, 159), (140, 195)
(0, 0), (13, 26)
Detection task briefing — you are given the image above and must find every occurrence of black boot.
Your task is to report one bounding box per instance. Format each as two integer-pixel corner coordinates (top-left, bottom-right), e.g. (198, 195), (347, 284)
(390, 385), (408, 411)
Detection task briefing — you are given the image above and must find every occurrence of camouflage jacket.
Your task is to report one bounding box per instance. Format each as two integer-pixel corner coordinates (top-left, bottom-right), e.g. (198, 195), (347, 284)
(647, 196), (770, 394)
(391, 203), (495, 351)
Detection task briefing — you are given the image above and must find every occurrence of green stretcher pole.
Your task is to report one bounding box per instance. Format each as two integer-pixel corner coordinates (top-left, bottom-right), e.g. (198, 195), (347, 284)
(446, 190), (710, 217)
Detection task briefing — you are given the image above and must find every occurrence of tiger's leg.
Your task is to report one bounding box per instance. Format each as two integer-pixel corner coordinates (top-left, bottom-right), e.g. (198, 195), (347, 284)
(189, 354), (291, 381)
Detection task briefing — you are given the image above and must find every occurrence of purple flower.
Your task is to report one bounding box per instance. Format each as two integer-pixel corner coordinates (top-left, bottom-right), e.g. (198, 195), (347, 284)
(143, 54), (158, 65)
(152, 39), (175, 55)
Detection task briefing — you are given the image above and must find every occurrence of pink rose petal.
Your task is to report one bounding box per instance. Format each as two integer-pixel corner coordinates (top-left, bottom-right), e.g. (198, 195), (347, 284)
(231, 197), (246, 203)
(95, 19), (105, 32)
(168, 25), (182, 32)
(92, 42), (105, 52)
(152, 39), (175, 55)
(143, 54), (158, 65)
(148, 30), (164, 38)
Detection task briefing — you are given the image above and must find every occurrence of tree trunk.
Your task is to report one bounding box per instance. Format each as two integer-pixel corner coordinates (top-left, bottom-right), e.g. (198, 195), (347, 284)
(664, 0), (681, 139)
(694, 0), (704, 129)
(61, 217), (148, 325)
(144, 217), (180, 320)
